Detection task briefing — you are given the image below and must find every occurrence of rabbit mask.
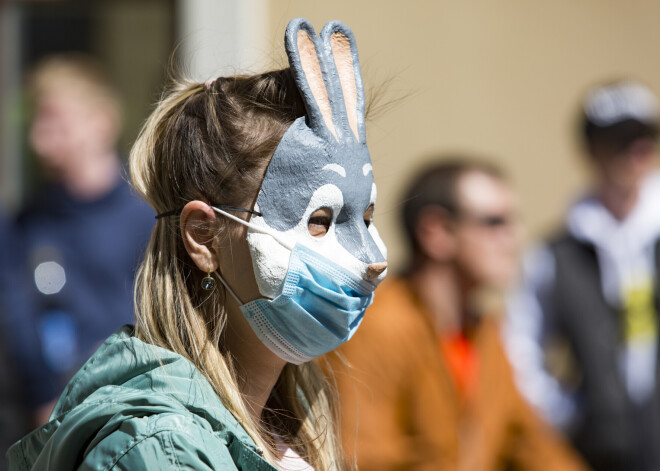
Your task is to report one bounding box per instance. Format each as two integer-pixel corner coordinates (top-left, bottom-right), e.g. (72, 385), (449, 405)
(212, 19), (387, 363)
(233, 18), (387, 300)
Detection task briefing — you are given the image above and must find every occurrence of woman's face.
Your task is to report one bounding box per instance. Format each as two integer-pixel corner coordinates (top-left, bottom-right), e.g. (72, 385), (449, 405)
(213, 219), (262, 305)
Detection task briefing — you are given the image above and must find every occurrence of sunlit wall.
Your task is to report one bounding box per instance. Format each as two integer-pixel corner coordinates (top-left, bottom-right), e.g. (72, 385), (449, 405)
(263, 1), (660, 271)
(4, 1), (660, 271)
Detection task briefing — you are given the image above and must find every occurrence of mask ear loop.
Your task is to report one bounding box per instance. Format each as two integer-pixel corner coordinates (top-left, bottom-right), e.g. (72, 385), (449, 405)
(211, 206), (295, 251)
(213, 270), (244, 306)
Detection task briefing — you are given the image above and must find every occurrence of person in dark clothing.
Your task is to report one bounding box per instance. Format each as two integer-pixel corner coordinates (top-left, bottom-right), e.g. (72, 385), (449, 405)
(0, 205), (31, 471)
(14, 53), (154, 425)
(506, 79), (660, 471)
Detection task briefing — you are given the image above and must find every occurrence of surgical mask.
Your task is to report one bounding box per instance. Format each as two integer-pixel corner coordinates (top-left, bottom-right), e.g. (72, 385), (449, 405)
(212, 206), (376, 364)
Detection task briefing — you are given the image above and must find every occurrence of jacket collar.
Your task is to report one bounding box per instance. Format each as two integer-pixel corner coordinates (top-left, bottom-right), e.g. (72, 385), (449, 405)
(8, 326), (278, 470)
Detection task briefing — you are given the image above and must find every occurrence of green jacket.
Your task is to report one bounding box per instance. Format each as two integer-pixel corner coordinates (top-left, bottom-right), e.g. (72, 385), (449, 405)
(8, 326), (278, 470)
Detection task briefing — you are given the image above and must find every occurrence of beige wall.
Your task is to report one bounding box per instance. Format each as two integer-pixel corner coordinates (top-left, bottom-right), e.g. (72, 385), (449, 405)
(265, 1), (660, 271)
(96, 1), (174, 156)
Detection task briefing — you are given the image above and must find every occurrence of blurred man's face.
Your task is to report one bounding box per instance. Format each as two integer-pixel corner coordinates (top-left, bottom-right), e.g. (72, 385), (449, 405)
(29, 90), (116, 180)
(591, 137), (657, 193)
(453, 171), (521, 290)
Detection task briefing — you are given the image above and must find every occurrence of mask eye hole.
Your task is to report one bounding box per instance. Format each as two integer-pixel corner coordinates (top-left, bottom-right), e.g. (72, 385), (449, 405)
(308, 207), (332, 238)
(364, 204), (374, 228)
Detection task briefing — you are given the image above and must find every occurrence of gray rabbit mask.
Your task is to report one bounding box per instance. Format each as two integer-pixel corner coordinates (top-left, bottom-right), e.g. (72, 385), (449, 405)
(243, 18), (387, 299)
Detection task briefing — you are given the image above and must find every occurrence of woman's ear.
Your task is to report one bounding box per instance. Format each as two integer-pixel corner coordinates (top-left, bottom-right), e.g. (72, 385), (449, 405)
(180, 201), (219, 273)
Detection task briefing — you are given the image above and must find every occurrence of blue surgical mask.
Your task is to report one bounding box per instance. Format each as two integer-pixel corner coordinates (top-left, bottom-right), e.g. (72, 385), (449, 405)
(212, 206), (376, 364)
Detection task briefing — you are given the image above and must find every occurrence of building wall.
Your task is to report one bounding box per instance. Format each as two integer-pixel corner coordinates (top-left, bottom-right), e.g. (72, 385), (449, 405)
(0, 1), (176, 207)
(262, 1), (660, 270)
(5, 1), (660, 270)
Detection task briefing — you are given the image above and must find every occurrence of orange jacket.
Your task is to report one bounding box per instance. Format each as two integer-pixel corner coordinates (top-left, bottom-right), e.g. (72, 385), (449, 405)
(331, 278), (588, 471)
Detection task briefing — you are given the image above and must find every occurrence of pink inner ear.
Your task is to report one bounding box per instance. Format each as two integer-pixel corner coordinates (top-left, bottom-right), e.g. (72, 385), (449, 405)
(330, 32), (359, 142)
(297, 30), (337, 140)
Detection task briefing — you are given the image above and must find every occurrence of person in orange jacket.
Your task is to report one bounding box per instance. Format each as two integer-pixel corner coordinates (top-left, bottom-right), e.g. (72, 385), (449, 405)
(331, 158), (589, 471)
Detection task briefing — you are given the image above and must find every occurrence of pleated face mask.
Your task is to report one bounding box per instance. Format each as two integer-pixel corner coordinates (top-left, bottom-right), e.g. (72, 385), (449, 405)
(214, 18), (388, 363)
(213, 208), (376, 364)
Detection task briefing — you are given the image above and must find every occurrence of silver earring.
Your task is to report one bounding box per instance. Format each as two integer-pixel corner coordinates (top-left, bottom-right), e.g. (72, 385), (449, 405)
(201, 272), (216, 291)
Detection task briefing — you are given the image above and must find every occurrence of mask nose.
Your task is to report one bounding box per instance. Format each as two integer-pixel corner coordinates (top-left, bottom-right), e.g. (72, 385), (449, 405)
(365, 261), (387, 282)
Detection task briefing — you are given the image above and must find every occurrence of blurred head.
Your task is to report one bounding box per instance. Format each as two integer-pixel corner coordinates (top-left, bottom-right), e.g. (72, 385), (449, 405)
(402, 159), (521, 290)
(27, 53), (121, 180)
(581, 80), (659, 192)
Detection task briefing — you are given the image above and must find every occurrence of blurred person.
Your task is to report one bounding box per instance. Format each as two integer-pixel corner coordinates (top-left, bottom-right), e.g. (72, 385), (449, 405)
(14, 53), (154, 424)
(0, 204), (31, 471)
(505, 80), (660, 471)
(8, 18), (388, 470)
(331, 159), (587, 471)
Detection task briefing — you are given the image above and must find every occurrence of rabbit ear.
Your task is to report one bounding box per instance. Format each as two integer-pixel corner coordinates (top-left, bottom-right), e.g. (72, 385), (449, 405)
(321, 21), (366, 143)
(285, 19), (338, 140)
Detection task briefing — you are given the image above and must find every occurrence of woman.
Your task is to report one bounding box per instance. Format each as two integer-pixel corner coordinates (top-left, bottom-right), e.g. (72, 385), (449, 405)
(8, 18), (387, 470)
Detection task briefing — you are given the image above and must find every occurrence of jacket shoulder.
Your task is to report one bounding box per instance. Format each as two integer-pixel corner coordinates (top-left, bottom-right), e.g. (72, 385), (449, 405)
(78, 412), (239, 470)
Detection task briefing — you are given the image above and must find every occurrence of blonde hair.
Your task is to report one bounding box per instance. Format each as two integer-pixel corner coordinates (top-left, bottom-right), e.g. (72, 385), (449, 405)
(129, 71), (347, 469)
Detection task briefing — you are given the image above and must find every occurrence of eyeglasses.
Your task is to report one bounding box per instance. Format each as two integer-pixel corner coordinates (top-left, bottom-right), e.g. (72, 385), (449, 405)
(155, 205), (262, 220)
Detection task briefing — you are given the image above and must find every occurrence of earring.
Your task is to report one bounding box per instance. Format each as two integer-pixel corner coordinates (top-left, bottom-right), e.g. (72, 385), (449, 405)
(201, 272), (216, 291)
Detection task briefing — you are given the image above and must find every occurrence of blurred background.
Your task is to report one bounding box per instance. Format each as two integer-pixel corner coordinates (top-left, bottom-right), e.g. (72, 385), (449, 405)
(3, 1), (660, 469)
(2, 0), (660, 269)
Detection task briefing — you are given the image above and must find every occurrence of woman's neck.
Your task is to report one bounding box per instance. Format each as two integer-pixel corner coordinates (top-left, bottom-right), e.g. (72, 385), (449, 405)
(223, 300), (286, 423)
